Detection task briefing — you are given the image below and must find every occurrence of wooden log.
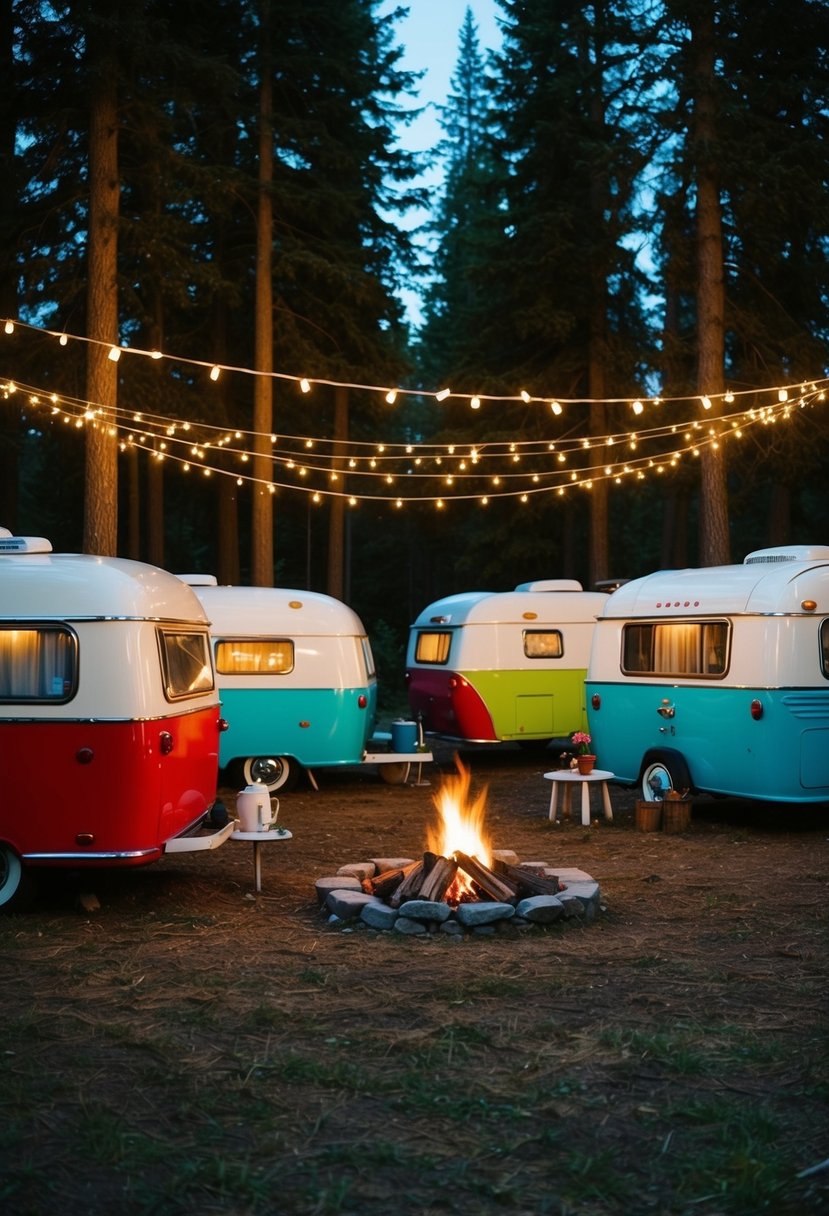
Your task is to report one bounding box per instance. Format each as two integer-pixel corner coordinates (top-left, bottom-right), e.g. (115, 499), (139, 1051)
(418, 855), (458, 902)
(491, 859), (561, 897)
(389, 858), (427, 907)
(362, 862), (417, 899)
(454, 851), (516, 903)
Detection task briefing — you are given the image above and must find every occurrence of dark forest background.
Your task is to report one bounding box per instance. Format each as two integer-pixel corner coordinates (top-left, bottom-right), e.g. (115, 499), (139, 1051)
(1, 0), (827, 698)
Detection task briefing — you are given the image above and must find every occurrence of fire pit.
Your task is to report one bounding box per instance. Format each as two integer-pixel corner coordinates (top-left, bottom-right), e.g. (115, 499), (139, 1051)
(315, 759), (602, 936)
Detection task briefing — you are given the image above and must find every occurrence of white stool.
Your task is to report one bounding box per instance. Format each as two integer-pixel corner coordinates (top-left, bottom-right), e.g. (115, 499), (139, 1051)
(543, 769), (615, 827)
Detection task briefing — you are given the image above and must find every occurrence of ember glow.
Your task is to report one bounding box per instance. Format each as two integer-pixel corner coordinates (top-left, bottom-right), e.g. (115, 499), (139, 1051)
(426, 757), (492, 888)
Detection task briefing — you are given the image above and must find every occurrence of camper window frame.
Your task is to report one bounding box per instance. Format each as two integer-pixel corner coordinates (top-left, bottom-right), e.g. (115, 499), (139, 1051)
(821, 619), (829, 679)
(213, 637), (296, 677)
(621, 618), (731, 679)
(414, 630), (452, 665)
(157, 627), (215, 701)
(522, 629), (564, 659)
(0, 622), (78, 703)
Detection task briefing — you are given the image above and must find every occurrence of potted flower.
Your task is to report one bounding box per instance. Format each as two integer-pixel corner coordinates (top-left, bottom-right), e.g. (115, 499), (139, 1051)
(570, 731), (597, 775)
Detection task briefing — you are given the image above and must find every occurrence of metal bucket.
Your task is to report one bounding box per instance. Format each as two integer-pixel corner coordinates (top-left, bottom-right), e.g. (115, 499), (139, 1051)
(391, 720), (418, 753)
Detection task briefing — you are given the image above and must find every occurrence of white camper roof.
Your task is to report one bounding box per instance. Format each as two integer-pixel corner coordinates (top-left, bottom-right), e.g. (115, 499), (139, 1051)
(186, 583), (368, 636)
(0, 541), (210, 623)
(599, 545), (829, 618)
(412, 585), (608, 628)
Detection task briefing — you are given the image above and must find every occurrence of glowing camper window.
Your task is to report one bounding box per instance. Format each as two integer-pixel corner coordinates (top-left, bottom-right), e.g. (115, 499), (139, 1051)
(622, 620), (729, 678)
(415, 631), (452, 665)
(215, 639), (295, 675)
(523, 630), (563, 659)
(158, 629), (214, 698)
(0, 625), (77, 702)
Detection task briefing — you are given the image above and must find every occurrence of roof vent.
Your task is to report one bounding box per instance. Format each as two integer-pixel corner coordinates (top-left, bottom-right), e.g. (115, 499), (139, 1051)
(177, 573), (219, 586)
(744, 545), (829, 565)
(514, 579), (583, 592)
(0, 535), (53, 553)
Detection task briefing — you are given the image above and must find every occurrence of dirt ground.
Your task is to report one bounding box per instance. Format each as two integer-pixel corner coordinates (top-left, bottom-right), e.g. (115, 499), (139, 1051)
(2, 742), (828, 1215)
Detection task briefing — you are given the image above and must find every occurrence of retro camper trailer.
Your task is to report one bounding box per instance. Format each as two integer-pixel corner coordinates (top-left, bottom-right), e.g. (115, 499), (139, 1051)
(586, 545), (829, 803)
(0, 533), (233, 911)
(405, 581), (609, 747)
(181, 580), (425, 791)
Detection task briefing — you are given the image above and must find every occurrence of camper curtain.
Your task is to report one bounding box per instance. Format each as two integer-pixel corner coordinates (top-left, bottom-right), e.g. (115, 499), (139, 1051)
(0, 627), (75, 699)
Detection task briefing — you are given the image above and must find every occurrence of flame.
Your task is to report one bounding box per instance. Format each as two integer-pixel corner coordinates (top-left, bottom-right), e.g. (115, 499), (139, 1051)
(426, 757), (491, 899)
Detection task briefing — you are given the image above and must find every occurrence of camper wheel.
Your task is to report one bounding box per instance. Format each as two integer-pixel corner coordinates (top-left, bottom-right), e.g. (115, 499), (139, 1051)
(242, 755), (299, 793)
(639, 750), (693, 802)
(0, 844), (35, 913)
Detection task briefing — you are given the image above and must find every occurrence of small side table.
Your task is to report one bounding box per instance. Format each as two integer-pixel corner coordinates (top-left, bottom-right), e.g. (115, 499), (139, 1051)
(543, 769), (615, 827)
(230, 825), (292, 892)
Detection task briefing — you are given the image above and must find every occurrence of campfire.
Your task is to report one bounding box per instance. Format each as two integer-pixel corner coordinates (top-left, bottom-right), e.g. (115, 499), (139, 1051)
(314, 757), (602, 936)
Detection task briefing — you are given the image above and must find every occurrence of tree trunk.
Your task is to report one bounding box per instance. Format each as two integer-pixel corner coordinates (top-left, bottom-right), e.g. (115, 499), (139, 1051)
(586, 12), (609, 588)
(251, 11), (274, 586)
(327, 384), (348, 600)
(693, 5), (730, 566)
(83, 19), (119, 557)
(0, 0), (19, 531)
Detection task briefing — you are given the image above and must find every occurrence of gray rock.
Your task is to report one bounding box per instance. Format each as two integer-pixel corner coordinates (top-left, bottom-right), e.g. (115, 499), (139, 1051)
(393, 915), (428, 935)
(560, 880), (601, 912)
(361, 900), (399, 931)
(455, 901), (515, 927)
(325, 889), (376, 919)
(314, 875), (362, 905)
(439, 920), (464, 936)
(558, 892), (586, 918)
(515, 895), (565, 924)
(491, 849), (520, 866)
(550, 867), (595, 884)
(398, 899), (452, 923)
(337, 861), (375, 881)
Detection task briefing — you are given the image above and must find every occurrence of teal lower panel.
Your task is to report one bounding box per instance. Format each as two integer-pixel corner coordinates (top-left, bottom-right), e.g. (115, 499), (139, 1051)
(586, 683), (829, 802)
(217, 686), (375, 768)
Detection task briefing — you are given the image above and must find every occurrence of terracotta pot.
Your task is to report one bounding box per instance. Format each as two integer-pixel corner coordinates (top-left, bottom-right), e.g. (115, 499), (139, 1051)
(576, 754), (597, 775)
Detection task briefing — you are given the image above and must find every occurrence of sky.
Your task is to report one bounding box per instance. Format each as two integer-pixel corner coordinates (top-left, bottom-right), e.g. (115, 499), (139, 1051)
(381, 1), (504, 324)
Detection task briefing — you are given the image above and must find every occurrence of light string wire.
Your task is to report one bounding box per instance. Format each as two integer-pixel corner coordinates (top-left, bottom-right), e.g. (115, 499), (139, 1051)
(4, 316), (828, 413)
(4, 374), (824, 505)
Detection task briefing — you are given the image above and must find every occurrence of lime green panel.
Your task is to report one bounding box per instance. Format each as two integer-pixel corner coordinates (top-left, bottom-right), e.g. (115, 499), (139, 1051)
(461, 668), (588, 739)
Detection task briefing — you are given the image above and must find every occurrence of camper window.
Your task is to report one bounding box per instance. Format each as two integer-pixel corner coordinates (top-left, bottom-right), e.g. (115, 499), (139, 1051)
(523, 630), (563, 659)
(215, 639), (294, 675)
(360, 636), (376, 680)
(622, 620), (729, 678)
(415, 631), (452, 664)
(0, 625), (77, 702)
(158, 629), (215, 698)
(821, 620), (829, 678)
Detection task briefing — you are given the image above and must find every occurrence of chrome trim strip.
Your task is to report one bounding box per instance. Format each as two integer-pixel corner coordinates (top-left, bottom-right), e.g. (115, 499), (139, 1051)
(23, 848), (160, 862)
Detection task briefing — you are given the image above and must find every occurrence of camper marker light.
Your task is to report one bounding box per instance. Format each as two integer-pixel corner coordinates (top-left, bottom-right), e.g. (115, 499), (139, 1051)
(801, 599), (817, 612)
(289, 600), (303, 609)
(522, 612), (537, 620)
(750, 699), (764, 720)
(358, 695), (367, 709)
(591, 694), (601, 710)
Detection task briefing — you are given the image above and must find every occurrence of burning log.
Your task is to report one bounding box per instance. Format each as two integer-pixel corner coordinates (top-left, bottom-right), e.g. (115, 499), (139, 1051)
(492, 860), (562, 898)
(454, 851), (517, 903)
(418, 855), (458, 902)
